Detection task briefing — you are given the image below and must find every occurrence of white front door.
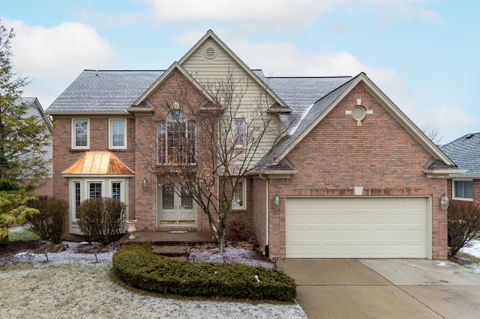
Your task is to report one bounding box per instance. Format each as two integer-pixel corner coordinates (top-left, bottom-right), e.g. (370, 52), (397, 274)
(158, 183), (196, 226)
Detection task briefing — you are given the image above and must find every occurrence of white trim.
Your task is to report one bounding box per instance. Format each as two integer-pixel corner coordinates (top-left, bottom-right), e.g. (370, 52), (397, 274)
(233, 118), (247, 148)
(232, 179), (247, 210)
(133, 62), (214, 106)
(108, 118), (128, 150)
(71, 118), (90, 150)
(178, 30), (288, 108)
(274, 73), (455, 167)
(452, 179), (474, 201)
(63, 174), (134, 178)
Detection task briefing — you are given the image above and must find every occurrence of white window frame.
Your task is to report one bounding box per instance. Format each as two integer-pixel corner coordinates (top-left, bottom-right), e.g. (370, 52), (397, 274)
(110, 180), (125, 202)
(70, 180), (82, 222)
(452, 179), (474, 201)
(71, 118), (90, 150)
(232, 179), (247, 210)
(157, 111), (196, 165)
(109, 118), (127, 150)
(233, 118), (247, 148)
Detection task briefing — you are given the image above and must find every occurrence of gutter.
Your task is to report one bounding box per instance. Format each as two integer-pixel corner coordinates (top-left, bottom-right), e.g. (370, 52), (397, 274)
(259, 174), (269, 257)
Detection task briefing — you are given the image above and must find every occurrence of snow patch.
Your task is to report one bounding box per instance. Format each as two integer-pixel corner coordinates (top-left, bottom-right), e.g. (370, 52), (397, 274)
(288, 104), (314, 135)
(459, 239), (480, 258)
(189, 247), (274, 269)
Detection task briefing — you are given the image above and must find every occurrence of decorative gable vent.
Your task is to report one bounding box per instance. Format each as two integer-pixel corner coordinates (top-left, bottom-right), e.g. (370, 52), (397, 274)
(204, 46), (217, 59)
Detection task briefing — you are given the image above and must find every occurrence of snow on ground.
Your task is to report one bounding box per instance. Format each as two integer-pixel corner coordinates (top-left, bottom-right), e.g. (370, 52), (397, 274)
(4, 241), (115, 264)
(460, 239), (480, 258)
(0, 261), (306, 319)
(189, 247), (275, 269)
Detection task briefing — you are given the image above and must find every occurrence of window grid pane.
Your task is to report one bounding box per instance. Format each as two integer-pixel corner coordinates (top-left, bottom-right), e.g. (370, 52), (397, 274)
(74, 182), (81, 219)
(157, 123), (166, 164)
(233, 181), (244, 208)
(162, 184), (174, 209)
(89, 183), (102, 198)
(111, 120), (125, 147)
(181, 185), (193, 209)
(234, 119), (246, 146)
(75, 120), (88, 147)
(112, 182), (121, 200)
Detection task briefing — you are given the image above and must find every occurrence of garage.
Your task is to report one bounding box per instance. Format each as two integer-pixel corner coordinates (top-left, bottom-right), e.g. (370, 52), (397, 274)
(285, 197), (431, 258)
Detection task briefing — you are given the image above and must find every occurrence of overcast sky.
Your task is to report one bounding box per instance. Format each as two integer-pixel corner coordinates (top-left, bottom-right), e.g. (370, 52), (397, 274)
(2, 0), (479, 142)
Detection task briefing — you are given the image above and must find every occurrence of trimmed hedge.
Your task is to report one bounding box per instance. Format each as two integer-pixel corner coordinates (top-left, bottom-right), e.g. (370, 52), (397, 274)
(112, 245), (296, 301)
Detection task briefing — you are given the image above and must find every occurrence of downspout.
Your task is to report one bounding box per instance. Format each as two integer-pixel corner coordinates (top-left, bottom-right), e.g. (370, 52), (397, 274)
(259, 174), (269, 257)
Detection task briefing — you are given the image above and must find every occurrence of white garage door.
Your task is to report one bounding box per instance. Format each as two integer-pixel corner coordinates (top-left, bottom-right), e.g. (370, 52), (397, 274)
(286, 197), (430, 258)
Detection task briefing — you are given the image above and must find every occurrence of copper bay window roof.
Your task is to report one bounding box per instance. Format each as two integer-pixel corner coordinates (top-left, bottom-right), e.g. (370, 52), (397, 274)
(63, 151), (135, 176)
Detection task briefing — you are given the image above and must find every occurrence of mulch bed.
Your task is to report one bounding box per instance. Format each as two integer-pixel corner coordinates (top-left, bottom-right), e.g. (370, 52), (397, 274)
(0, 240), (46, 263)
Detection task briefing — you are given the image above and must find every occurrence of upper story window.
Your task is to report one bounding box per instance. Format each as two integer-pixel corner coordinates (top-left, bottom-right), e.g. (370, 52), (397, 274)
(109, 118), (127, 149)
(158, 110), (196, 164)
(453, 180), (473, 200)
(232, 179), (247, 210)
(72, 118), (89, 149)
(234, 118), (246, 147)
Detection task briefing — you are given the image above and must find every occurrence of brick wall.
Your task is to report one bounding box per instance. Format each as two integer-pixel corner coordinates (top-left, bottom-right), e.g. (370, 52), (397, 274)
(267, 82), (448, 259)
(52, 115), (136, 236)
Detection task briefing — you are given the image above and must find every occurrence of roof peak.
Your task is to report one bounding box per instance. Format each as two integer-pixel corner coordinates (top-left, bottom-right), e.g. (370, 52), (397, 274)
(266, 75), (352, 79)
(83, 69), (165, 72)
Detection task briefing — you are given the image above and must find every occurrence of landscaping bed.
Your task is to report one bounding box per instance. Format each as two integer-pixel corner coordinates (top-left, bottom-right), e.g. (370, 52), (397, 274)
(113, 245), (296, 301)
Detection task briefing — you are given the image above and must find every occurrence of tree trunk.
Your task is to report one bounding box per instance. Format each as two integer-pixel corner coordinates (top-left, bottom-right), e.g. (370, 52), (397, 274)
(218, 230), (226, 254)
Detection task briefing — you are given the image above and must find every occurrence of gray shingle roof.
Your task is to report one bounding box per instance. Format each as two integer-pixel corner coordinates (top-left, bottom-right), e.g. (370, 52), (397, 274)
(441, 133), (480, 177)
(47, 70), (164, 113)
(254, 77), (355, 171)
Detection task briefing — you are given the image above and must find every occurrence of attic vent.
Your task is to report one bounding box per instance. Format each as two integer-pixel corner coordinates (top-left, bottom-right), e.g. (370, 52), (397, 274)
(204, 46), (217, 59)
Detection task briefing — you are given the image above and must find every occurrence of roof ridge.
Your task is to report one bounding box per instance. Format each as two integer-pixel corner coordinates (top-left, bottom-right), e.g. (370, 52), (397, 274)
(83, 69), (166, 72)
(266, 75), (352, 79)
(310, 75), (358, 106)
(442, 132), (480, 148)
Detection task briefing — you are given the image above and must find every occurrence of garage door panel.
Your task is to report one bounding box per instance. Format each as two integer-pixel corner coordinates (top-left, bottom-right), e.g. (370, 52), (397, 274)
(286, 197), (429, 258)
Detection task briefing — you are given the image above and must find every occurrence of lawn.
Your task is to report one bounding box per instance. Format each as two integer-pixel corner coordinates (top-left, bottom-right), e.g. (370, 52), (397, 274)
(0, 261), (306, 319)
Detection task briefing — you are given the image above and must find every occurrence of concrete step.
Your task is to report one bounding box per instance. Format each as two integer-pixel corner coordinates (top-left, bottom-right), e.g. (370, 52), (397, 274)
(153, 245), (191, 257)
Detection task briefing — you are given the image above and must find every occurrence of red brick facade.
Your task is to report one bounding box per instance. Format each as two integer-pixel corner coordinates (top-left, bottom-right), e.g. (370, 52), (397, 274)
(51, 76), (449, 259)
(260, 83), (448, 259)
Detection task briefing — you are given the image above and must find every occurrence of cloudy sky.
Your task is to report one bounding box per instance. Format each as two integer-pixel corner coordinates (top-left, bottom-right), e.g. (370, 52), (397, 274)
(2, 0), (479, 142)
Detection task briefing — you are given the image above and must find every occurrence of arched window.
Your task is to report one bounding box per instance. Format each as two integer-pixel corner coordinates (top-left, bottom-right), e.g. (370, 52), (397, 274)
(158, 110), (195, 164)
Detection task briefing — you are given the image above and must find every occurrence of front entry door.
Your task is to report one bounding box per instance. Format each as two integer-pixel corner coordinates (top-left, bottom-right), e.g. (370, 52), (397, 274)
(158, 183), (196, 226)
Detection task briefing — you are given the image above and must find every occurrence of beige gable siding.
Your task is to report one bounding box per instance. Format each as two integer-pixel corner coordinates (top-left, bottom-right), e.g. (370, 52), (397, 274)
(182, 38), (284, 168)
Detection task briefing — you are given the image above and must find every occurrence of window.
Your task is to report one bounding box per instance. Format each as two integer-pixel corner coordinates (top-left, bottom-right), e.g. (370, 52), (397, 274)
(157, 110), (196, 164)
(453, 180), (473, 200)
(72, 118), (89, 149)
(234, 118), (246, 147)
(232, 179), (247, 210)
(112, 182), (121, 200)
(109, 119), (127, 149)
(74, 181), (81, 219)
(88, 182), (102, 198)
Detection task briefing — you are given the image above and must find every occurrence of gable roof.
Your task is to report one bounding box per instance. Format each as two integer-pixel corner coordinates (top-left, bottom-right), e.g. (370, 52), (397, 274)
(17, 97), (52, 130)
(132, 62), (214, 107)
(254, 72), (455, 171)
(47, 70), (164, 114)
(178, 30), (289, 109)
(63, 151), (135, 176)
(441, 133), (480, 177)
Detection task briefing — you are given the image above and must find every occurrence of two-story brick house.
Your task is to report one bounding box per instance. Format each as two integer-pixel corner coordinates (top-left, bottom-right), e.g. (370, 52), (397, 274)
(47, 30), (461, 259)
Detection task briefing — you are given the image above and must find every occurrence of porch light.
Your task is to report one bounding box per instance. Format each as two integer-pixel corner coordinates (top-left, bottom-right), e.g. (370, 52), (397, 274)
(273, 194), (280, 209)
(440, 194), (449, 211)
(142, 178), (148, 190)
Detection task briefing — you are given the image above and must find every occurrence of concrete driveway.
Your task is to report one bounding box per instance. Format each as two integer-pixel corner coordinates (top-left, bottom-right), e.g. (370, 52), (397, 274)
(277, 259), (480, 319)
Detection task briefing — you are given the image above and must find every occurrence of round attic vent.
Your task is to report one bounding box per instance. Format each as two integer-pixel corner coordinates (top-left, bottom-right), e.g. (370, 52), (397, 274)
(204, 46), (217, 59)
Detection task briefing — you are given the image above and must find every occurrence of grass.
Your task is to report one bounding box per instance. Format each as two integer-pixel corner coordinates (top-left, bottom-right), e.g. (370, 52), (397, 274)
(9, 229), (40, 242)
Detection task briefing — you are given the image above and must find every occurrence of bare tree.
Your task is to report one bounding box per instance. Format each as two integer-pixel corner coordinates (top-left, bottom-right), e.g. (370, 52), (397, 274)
(140, 72), (285, 253)
(422, 125), (442, 145)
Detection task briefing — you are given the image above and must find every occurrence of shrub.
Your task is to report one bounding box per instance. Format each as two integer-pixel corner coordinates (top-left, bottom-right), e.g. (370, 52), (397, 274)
(26, 197), (67, 244)
(448, 200), (480, 257)
(113, 245), (296, 301)
(226, 213), (255, 243)
(77, 198), (126, 245)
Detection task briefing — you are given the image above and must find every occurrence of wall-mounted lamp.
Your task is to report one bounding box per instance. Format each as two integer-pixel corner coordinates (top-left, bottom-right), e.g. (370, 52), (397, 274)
(440, 194), (449, 211)
(142, 178), (148, 191)
(273, 194), (280, 209)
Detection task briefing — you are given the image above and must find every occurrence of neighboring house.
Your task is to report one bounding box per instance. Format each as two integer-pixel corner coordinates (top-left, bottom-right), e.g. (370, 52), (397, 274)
(46, 30), (461, 260)
(19, 97), (53, 197)
(441, 133), (480, 203)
